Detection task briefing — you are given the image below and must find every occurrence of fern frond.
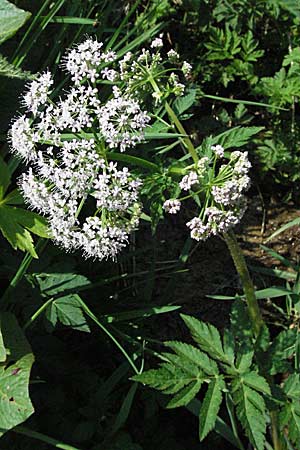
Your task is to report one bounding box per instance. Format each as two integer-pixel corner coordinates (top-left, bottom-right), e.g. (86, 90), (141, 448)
(0, 53), (33, 80)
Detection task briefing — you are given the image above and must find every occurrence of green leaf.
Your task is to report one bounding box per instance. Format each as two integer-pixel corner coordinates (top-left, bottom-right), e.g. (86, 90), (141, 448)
(181, 314), (229, 363)
(211, 126), (264, 150)
(199, 376), (225, 440)
(173, 89), (196, 116)
(165, 341), (219, 375)
(0, 312), (34, 436)
(166, 380), (203, 409)
(279, 402), (300, 446)
(242, 372), (271, 395)
(0, 205), (49, 257)
(132, 364), (194, 391)
(0, 53), (33, 79)
(232, 378), (267, 450)
(48, 294), (90, 333)
(0, 0), (31, 44)
(36, 272), (91, 297)
(268, 329), (297, 375)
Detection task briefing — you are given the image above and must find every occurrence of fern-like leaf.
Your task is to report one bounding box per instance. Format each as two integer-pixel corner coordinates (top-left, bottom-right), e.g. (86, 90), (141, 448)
(180, 314), (230, 364)
(211, 126), (264, 150)
(166, 380), (203, 409)
(199, 376), (225, 440)
(165, 341), (219, 375)
(0, 54), (33, 79)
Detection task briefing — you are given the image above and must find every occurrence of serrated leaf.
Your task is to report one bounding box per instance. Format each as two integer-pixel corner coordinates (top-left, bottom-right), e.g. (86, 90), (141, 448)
(199, 376), (225, 440)
(230, 299), (252, 347)
(132, 364), (193, 391)
(232, 379), (267, 450)
(0, 312), (34, 436)
(0, 204), (49, 257)
(242, 372), (271, 395)
(0, 0), (31, 44)
(283, 374), (300, 399)
(235, 347), (253, 373)
(49, 294), (90, 332)
(165, 341), (219, 375)
(211, 126), (264, 150)
(0, 53), (33, 80)
(279, 402), (300, 446)
(166, 380), (203, 409)
(181, 314), (229, 363)
(0, 206), (37, 257)
(268, 328), (297, 375)
(36, 272), (91, 296)
(222, 329), (235, 365)
(162, 352), (202, 378)
(173, 89), (196, 116)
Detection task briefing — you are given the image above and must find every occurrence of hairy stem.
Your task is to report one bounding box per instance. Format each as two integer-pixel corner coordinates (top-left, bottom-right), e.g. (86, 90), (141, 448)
(223, 230), (263, 337)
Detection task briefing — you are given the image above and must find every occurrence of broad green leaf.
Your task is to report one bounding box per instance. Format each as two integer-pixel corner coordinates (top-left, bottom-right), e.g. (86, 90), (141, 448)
(199, 376), (225, 440)
(0, 155), (10, 200)
(232, 379), (267, 450)
(36, 272), (91, 296)
(0, 0), (31, 44)
(166, 380), (202, 409)
(165, 341), (219, 375)
(0, 205), (49, 257)
(173, 89), (196, 116)
(0, 313), (34, 436)
(181, 314), (229, 363)
(0, 206), (37, 257)
(48, 294), (90, 333)
(210, 126), (264, 150)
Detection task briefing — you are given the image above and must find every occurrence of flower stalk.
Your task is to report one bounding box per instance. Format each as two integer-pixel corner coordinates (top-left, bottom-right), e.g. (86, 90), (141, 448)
(223, 229), (264, 337)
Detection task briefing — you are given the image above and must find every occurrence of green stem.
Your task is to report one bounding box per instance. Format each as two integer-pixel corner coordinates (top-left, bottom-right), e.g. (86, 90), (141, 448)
(164, 101), (199, 164)
(14, 426), (81, 450)
(23, 297), (54, 330)
(223, 230), (263, 337)
(223, 231), (283, 450)
(1, 238), (47, 310)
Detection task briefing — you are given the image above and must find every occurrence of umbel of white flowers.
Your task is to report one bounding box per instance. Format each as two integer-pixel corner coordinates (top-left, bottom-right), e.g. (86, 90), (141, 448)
(163, 145), (251, 241)
(9, 37), (190, 260)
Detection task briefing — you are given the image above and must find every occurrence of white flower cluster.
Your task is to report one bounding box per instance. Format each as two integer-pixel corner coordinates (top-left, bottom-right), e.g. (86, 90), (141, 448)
(98, 89), (150, 152)
(9, 38), (149, 260)
(118, 35), (191, 102)
(164, 147), (251, 241)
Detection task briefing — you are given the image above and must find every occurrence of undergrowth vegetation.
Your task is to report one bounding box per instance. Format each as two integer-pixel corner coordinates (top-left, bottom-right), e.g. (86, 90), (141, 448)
(0, 1), (300, 449)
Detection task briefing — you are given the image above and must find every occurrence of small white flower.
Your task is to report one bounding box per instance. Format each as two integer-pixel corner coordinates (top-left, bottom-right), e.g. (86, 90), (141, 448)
(163, 199), (181, 214)
(151, 37), (163, 49)
(211, 144), (224, 158)
(179, 171), (198, 191)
